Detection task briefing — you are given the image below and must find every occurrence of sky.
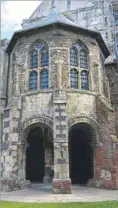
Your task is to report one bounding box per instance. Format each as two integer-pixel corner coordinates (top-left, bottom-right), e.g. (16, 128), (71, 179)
(1, 1), (42, 40)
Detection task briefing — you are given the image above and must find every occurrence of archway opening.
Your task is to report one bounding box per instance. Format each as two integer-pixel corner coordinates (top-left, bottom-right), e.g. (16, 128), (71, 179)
(26, 127), (44, 182)
(69, 123), (94, 185)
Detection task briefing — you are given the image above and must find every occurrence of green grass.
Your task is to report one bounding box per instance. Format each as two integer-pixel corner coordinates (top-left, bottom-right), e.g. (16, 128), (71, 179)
(1, 201), (118, 208)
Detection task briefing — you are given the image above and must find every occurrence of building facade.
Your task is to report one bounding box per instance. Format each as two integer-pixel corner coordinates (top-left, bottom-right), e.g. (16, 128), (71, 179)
(0, 2), (118, 194)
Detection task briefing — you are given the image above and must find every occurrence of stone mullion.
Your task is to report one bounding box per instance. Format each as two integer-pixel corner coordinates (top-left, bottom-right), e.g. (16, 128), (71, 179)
(88, 67), (92, 91)
(38, 53), (40, 89)
(78, 68), (81, 89)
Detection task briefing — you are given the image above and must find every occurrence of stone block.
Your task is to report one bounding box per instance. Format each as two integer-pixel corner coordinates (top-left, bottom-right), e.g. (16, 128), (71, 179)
(4, 109), (10, 118)
(4, 121), (9, 128)
(1, 142), (9, 150)
(52, 178), (72, 194)
(4, 133), (9, 141)
(57, 159), (66, 164)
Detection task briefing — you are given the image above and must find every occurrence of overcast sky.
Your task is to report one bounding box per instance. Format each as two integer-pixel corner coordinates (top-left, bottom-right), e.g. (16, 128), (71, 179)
(1, 1), (41, 40)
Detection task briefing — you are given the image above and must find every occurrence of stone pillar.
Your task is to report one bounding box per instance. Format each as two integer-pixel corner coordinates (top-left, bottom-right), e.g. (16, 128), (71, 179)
(43, 129), (53, 184)
(1, 101), (30, 191)
(43, 147), (53, 184)
(52, 91), (71, 194)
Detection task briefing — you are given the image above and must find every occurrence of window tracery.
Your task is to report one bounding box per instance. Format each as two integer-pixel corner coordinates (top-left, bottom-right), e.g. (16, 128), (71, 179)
(29, 41), (49, 91)
(40, 69), (49, 89)
(70, 69), (78, 88)
(70, 47), (78, 67)
(81, 71), (89, 90)
(30, 50), (38, 69)
(70, 41), (89, 90)
(80, 49), (88, 69)
(29, 71), (38, 90)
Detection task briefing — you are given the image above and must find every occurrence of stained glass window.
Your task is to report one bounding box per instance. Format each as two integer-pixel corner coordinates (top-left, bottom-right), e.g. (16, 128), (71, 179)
(70, 47), (78, 67)
(41, 46), (49, 67)
(30, 50), (38, 69)
(80, 49), (88, 69)
(81, 71), (89, 90)
(40, 69), (48, 89)
(29, 41), (49, 91)
(29, 71), (37, 90)
(70, 69), (78, 88)
(35, 42), (44, 50)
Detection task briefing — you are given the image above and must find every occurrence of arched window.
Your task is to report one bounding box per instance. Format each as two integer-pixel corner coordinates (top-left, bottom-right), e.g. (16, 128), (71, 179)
(40, 69), (49, 89)
(70, 42), (89, 90)
(70, 69), (78, 88)
(80, 49), (88, 69)
(29, 71), (38, 90)
(81, 71), (89, 90)
(70, 47), (78, 67)
(30, 50), (38, 69)
(29, 41), (49, 91)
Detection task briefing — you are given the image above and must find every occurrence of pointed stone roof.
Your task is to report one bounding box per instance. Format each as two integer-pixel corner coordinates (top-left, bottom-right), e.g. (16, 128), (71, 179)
(38, 6), (78, 27)
(6, 6), (109, 58)
(30, 0), (93, 20)
(24, 6), (78, 30)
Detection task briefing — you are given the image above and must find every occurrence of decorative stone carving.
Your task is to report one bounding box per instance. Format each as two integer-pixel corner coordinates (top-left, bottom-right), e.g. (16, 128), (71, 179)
(20, 115), (53, 134)
(68, 116), (98, 129)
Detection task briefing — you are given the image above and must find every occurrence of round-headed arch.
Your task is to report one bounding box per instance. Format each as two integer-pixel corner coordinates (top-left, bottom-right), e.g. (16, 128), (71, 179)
(68, 116), (99, 147)
(20, 115), (53, 144)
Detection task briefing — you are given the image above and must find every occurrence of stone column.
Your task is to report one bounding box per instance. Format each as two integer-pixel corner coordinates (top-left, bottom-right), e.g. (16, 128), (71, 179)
(43, 147), (53, 184)
(43, 129), (53, 184)
(52, 91), (71, 194)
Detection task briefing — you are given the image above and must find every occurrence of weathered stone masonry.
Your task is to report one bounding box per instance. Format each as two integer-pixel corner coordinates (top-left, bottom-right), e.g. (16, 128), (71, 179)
(1, 17), (118, 193)
(105, 63), (118, 138)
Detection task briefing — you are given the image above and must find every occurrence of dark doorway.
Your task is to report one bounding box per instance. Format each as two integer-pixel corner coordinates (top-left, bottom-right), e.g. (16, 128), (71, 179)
(69, 123), (94, 184)
(26, 127), (44, 182)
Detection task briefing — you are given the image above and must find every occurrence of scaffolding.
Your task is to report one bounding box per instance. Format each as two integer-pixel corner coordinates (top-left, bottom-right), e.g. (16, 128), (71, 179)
(89, 0), (118, 59)
(110, 0), (118, 58)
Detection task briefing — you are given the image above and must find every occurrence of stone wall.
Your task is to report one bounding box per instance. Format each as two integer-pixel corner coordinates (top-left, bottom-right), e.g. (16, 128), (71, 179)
(7, 27), (106, 102)
(21, 93), (53, 121)
(67, 92), (96, 120)
(94, 96), (118, 189)
(105, 62), (118, 137)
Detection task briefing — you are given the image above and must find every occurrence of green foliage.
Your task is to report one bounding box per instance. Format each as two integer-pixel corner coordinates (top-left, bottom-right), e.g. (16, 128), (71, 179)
(1, 201), (118, 208)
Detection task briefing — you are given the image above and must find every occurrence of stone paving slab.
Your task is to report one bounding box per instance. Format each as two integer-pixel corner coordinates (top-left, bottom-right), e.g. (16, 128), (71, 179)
(1, 184), (118, 203)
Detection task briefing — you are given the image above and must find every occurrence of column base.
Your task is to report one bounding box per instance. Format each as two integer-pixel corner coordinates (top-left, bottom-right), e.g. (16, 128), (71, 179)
(1, 178), (31, 192)
(87, 178), (96, 188)
(52, 178), (72, 194)
(87, 178), (118, 190)
(43, 176), (52, 184)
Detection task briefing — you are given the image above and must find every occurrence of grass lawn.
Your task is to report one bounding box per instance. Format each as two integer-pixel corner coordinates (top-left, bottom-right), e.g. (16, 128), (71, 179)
(1, 201), (118, 208)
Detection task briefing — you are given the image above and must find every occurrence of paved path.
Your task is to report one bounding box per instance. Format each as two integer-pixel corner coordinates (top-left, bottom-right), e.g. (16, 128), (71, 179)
(1, 184), (118, 203)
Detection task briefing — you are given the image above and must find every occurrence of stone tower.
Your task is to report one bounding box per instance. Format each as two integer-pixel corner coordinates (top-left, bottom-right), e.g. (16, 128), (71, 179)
(1, 5), (118, 193)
